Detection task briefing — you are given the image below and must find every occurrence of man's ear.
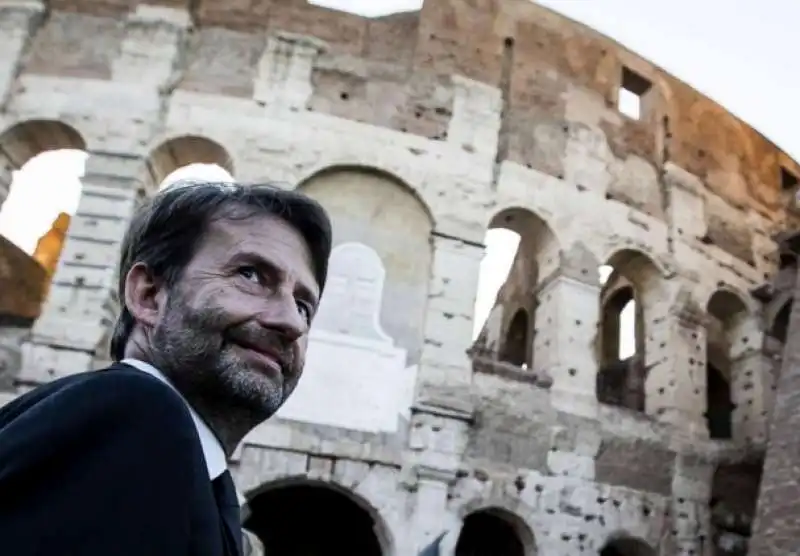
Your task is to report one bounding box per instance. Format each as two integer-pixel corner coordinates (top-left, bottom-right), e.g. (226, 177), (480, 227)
(124, 262), (165, 328)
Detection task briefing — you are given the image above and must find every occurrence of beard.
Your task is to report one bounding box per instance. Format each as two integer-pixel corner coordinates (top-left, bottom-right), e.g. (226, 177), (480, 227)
(148, 290), (298, 424)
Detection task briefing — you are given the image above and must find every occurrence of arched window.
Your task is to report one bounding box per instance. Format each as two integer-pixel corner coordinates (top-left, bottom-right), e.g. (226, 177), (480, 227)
(500, 309), (529, 367)
(472, 208), (557, 372)
(705, 290), (748, 440)
(595, 250), (659, 413)
(146, 135), (234, 192)
(0, 120), (86, 322)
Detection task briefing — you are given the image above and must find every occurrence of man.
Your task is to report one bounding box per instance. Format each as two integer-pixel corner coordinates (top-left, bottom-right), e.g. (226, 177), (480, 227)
(0, 180), (332, 556)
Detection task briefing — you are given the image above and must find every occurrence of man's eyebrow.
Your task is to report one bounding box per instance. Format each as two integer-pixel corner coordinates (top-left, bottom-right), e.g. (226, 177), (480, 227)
(232, 251), (320, 304)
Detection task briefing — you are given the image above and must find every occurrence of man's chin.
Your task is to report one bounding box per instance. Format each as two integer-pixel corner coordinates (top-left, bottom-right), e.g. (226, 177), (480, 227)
(225, 365), (286, 418)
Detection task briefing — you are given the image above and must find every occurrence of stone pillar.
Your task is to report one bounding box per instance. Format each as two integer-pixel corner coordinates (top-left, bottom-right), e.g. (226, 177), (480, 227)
(17, 152), (144, 387)
(111, 4), (192, 89)
(761, 335), (782, 420)
(407, 468), (459, 555)
(408, 232), (479, 552)
(720, 311), (766, 445)
(730, 349), (772, 445)
(447, 75), (502, 158)
(406, 402), (471, 553)
(0, 1), (44, 109)
(253, 32), (325, 111)
(646, 304), (708, 436)
(414, 232), (483, 408)
(669, 454), (714, 556)
(533, 272), (600, 417)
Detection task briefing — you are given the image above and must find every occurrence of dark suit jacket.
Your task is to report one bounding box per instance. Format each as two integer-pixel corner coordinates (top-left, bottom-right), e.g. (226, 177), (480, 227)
(0, 363), (242, 556)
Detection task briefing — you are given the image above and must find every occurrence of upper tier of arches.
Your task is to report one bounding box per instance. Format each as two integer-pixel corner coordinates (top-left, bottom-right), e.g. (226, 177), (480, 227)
(8, 0), (799, 220)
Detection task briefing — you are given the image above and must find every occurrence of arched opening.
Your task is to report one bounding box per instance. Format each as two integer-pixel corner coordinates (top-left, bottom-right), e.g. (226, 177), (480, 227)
(596, 250), (659, 412)
(0, 120), (86, 262)
(471, 208), (558, 372)
(455, 508), (534, 556)
(706, 362), (732, 439)
(146, 135), (234, 191)
(765, 299), (792, 391)
(243, 481), (386, 556)
(705, 290), (748, 440)
(500, 309), (529, 367)
(298, 166), (433, 365)
(0, 120), (86, 328)
(709, 459), (763, 556)
(599, 284), (636, 362)
(769, 300), (791, 345)
(599, 536), (655, 556)
(778, 252), (796, 270)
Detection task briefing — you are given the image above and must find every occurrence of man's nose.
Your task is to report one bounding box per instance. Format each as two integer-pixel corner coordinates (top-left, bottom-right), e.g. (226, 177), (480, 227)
(254, 293), (307, 342)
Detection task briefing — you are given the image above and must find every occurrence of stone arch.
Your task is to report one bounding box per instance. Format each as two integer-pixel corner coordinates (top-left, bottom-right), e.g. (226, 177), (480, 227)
(596, 248), (662, 412)
(0, 119), (86, 205)
(599, 534), (655, 556)
(297, 165), (433, 364)
(705, 289), (749, 440)
(0, 119), (87, 325)
(472, 207), (558, 369)
(295, 157), (437, 228)
(243, 477), (393, 556)
(455, 506), (537, 556)
(599, 241), (670, 273)
(699, 283), (756, 318)
(145, 135), (234, 192)
(768, 298), (791, 345)
(500, 308), (529, 367)
(298, 164), (435, 225)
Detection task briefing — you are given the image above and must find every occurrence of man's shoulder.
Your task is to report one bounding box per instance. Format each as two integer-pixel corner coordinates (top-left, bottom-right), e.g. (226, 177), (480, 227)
(0, 364), (189, 428)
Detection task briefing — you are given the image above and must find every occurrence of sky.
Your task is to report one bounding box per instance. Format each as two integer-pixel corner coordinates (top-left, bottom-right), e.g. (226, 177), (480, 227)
(1, 0), (796, 352)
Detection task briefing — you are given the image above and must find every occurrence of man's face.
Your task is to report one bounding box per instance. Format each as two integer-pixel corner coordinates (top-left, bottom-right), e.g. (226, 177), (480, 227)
(149, 213), (320, 422)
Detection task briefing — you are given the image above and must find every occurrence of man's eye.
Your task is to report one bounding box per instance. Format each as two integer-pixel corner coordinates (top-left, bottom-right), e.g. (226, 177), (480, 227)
(237, 266), (261, 283)
(297, 301), (313, 323)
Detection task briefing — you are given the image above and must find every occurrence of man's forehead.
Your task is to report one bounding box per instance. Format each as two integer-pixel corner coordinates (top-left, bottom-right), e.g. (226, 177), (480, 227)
(205, 214), (293, 246)
(205, 216), (260, 244)
(202, 215), (317, 288)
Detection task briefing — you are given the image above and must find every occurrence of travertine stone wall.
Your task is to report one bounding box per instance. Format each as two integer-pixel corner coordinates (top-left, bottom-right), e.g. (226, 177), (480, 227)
(0, 0), (796, 554)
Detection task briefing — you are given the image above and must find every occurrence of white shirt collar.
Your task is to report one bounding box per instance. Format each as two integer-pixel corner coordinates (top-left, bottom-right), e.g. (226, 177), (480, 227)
(121, 358), (227, 480)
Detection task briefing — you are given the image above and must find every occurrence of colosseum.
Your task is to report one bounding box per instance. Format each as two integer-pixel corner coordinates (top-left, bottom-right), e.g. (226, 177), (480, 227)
(0, 0), (798, 554)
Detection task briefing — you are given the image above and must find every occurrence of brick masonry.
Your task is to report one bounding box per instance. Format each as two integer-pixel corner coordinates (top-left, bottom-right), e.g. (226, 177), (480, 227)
(0, 0), (797, 554)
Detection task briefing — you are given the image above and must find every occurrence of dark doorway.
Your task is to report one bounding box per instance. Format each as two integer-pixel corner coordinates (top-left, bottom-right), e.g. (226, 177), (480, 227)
(455, 510), (525, 556)
(500, 309), (529, 367)
(706, 363), (733, 440)
(599, 537), (654, 556)
(244, 483), (383, 556)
